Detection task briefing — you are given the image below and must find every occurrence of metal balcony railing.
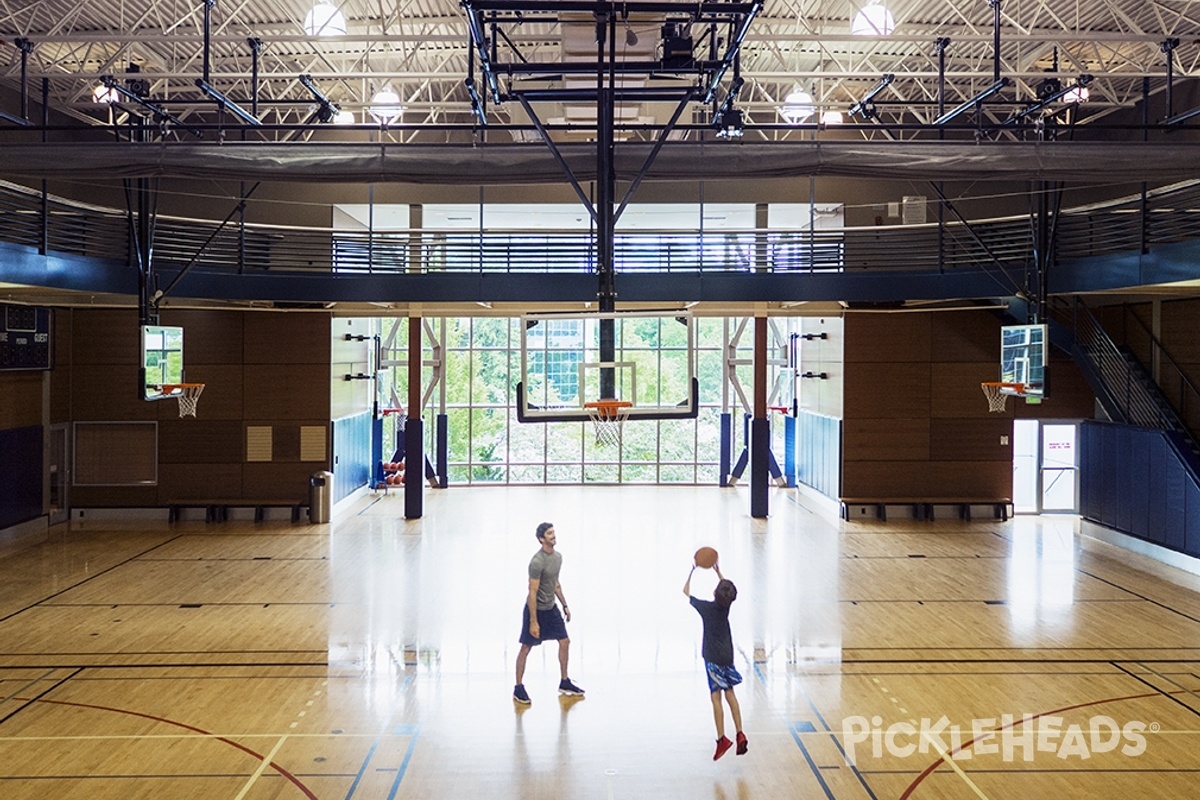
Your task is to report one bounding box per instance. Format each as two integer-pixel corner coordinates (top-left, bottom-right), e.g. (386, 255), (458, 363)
(3, 178), (1200, 275)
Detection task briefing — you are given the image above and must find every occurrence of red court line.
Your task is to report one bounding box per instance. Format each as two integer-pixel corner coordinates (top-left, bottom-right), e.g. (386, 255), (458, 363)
(20, 696), (318, 799)
(899, 688), (1187, 799)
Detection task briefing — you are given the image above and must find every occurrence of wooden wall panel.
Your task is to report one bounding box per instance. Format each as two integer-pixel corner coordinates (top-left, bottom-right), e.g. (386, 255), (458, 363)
(244, 364), (329, 419)
(930, 418), (1013, 461)
(162, 309), (245, 364)
(244, 312), (330, 364)
(1161, 299), (1200, 363)
(70, 365), (154, 421)
(1013, 356), (1096, 419)
(50, 309), (72, 424)
(273, 424), (301, 461)
(0, 372), (43, 428)
(71, 309), (138, 365)
(843, 362), (931, 418)
(931, 362), (1003, 419)
(843, 459), (1012, 498)
(243, 462), (317, 502)
(159, 420), (245, 464)
(71, 485), (158, 507)
(157, 463), (243, 501)
(844, 313), (930, 362)
(931, 312), (997, 362)
(843, 418), (930, 461)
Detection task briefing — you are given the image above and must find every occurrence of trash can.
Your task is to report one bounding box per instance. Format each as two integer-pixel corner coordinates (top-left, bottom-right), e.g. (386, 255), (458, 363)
(310, 470), (333, 523)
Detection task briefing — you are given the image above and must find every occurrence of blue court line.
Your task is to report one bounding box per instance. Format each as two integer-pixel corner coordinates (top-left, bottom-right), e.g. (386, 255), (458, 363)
(790, 721), (837, 800)
(387, 724), (420, 800)
(798, 688), (880, 800)
(345, 675), (413, 800)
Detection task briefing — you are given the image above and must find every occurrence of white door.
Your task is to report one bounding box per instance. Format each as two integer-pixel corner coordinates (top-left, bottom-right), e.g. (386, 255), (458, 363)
(1012, 419), (1040, 514)
(48, 423), (69, 525)
(1040, 423), (1079, 512)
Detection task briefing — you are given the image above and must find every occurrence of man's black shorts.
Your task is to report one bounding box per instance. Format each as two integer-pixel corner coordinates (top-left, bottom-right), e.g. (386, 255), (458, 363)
(519, 605), (568, 646)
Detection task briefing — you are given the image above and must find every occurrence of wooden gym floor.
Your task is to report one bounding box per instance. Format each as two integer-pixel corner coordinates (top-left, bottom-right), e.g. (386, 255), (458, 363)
(2, 485), (1200, 799)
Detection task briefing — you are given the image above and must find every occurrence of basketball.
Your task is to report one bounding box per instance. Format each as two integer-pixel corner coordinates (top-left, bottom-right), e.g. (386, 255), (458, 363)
(694, 546), (718, 569)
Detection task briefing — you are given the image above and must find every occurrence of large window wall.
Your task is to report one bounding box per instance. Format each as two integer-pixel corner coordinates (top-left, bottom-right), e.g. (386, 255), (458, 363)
(381, 316), (746, 484)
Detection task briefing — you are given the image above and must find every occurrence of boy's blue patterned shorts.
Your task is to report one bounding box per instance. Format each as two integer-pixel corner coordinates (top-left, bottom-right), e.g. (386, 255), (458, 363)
(705, 662), (743, 693)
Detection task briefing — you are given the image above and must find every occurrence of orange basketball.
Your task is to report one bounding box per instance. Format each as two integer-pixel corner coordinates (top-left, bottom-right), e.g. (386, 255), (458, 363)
(694, 546), (718, 569)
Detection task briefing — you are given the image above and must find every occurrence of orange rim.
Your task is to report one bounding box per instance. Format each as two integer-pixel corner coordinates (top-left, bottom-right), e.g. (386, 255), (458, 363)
(981, 381), (1025, 394)
(583, 399), (632, 419)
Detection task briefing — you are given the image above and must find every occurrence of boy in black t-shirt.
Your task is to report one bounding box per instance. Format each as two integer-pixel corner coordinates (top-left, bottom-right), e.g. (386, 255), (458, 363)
(684, 557), (748, 760)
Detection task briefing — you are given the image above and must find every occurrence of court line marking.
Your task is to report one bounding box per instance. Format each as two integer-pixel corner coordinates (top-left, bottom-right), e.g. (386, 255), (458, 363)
(788, 722), (836, 800)
(233, 734), (289, 800)
(16, 696), (318, 799)
(0, 535), (185, 624)
(898, 685), (1200, 799)
(387, 724), (420, 800)
(919, 729), (991, 800)
(346, 675), (414, 800)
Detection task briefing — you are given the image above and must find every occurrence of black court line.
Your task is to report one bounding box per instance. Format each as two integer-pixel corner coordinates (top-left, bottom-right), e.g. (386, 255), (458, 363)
(0, 667), (81, 726)
(0, 535), (186, 624)
(1113, 662), (1200, 721)
(1074, 568), (1200, 626)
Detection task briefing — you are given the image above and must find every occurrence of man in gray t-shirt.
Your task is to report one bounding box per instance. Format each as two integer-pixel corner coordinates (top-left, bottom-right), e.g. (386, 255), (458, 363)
(513, 522), (585, 704)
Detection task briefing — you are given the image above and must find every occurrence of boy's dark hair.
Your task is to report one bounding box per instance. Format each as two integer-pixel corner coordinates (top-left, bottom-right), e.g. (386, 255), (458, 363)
(536, 522), (554, 540)
(714, 578), (737, 608)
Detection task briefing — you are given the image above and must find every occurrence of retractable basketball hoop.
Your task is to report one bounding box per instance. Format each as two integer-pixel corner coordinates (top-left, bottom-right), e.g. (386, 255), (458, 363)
(160, 383), (206, 418)
(583, 399), (632, 447)
(980, 381), (1024, 413)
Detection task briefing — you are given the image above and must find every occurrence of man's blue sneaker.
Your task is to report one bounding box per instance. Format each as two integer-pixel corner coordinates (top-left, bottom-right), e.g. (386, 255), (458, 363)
(558, 678), (585, 696)
(513, 684), (531, 704)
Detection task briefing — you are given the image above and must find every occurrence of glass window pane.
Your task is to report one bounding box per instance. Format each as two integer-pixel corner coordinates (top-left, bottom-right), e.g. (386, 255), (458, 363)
(509, 465), (545, 483)
(660, 419), (696, 462)
(548, 463), (582, 483)
(547, 421), (583, 462)
(623, 463), (658, 483)
(446, 408), (472, 462)
(445, 350), (472, 404)
(472, 350), (510, 404)
(659, 464), (695, 483)
(584, 463), (619, 482)
(471, 407), (506, 462)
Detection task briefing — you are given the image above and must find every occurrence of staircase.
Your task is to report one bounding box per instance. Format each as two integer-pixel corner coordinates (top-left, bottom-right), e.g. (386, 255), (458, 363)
(1065, 299), (1200, 465)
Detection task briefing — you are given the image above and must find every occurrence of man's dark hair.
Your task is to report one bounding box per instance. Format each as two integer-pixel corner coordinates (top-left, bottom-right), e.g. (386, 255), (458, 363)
(714, 579), (737, 608)
(536, 522), (554, 540)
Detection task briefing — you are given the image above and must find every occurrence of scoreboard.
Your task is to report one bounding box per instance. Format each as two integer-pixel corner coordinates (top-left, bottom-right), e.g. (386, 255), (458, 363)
(0, 303), (53, 371)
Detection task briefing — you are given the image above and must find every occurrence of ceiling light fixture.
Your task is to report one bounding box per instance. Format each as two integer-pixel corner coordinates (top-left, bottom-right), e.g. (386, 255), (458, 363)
(304, 2), (347, 37)
(92, 83), (119, 104)
(851, 1), (895, 36)
(368, 89), (403, 126)
(779, 89), (815, 124)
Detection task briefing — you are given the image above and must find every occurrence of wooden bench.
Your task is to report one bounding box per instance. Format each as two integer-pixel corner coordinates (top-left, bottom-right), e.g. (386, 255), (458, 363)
(167, 500), (309, 524)
(840, 498), (1011, 523)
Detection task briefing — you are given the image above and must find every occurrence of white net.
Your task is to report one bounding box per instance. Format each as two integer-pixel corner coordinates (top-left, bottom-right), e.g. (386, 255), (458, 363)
(981, 383), (1008, 413)
(175, 384), (204, 417)
(585, 402), (631, 447)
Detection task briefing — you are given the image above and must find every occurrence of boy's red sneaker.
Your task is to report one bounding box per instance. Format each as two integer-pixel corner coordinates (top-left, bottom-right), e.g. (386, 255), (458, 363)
(713, 736), (733, 761)
(736, 731), (748, 755)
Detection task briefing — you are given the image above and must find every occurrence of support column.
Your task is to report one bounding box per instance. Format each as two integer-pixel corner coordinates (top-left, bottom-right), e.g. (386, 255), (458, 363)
(750, 315), (769, 518)
(405, 314), (424, 519)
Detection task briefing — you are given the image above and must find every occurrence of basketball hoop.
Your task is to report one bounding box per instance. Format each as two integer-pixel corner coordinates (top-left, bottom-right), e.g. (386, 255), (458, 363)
(584, 399), (632, 447)
(161, 383), (205, 418)
(980, 382), (1023, 413)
